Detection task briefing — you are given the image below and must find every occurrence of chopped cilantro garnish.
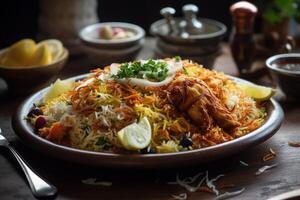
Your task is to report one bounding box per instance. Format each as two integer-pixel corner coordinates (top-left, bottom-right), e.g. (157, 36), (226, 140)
(183, 67), (189, 75)
(82, 122), (92, 137)
(111, 59), (169, 82)
(96, 137), (107, 146)
(96, 137), (112, 150)
(174, 56), (181, 62)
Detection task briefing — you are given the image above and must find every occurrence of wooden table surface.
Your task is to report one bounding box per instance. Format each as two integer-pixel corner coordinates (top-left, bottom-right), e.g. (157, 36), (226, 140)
(1, 38), (300, 200)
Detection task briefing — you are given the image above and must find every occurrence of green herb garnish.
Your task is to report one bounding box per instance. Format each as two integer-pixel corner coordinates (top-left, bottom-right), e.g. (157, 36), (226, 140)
(96, 137), (112, 150)
(174, 56), (181, 62)
(82, 122), (92, 137)
(183, 67), (189, 75)
(96, 137), (107, 146)
(111, 59), (169, 82)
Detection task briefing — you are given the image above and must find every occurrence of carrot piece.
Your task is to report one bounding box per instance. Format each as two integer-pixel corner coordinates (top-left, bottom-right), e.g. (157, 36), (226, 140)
(39, 127), (50, 138)
(124, 94), (138, 100)
(49, 122), (65, 141)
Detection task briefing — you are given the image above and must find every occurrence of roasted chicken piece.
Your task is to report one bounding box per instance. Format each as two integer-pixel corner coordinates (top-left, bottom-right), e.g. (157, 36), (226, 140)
(167, 76), (240, 132)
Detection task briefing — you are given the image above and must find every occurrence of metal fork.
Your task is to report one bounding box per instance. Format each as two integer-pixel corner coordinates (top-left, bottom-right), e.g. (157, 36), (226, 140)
(0, 128), (57, 197)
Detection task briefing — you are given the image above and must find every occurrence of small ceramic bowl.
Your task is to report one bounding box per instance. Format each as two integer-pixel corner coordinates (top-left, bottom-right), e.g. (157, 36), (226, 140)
(266, 53), (300, 99)
(150, 18), (226, 69)
(79, 22), (145, 50)
(150, 18), (227, 45)
(82, 41), (143, 66)
(0, 48), (69, 94)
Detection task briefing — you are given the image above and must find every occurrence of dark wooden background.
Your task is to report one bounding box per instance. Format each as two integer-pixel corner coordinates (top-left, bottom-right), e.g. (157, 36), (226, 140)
(0, 0), (252, 48)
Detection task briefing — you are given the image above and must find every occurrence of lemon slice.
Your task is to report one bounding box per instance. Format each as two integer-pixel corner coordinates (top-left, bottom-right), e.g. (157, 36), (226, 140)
(237, 83), (275, 101)
(117, 117), (152, 150)
(30, 43), (52, 66)
(43, 79), (74, 103)
(4, 39), (36, 66)
(38, 39), (63, 61)
(0, 52), (21, 66)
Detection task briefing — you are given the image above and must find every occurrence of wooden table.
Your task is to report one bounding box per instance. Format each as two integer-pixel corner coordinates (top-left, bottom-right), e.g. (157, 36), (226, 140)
(1, 38), (300, 200)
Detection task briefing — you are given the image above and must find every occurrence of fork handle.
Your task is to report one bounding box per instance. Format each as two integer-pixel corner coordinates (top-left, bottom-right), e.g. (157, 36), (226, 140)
(7, 145), (57, 197)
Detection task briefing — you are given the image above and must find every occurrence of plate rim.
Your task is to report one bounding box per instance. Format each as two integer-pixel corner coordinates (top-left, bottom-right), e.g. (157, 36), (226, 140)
(12, 74), (284, 167)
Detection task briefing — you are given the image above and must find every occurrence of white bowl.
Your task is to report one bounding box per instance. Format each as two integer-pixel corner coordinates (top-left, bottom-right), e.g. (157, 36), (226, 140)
(79, 22), (145, 49)
(82, 41), (144, 65)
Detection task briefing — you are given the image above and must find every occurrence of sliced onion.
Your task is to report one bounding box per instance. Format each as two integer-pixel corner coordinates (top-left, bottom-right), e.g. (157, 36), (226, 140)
(239, 160), (249, 167)
(206, 171), (225, 195)
(175, 173), (206, 192)
(167, 60), (183, 75)
(255, 164), (278, 175)
(75, 77), (95, 91)
(171, 193), (187, 200)
(110, 63), (120, 75)
(98, 73), (110, 81)
(216, 188), (245, 200)
(119, 74), (175, 87)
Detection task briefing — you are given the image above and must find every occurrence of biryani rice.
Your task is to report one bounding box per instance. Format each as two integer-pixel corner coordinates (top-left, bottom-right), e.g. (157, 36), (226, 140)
(28, 59), (267, 153)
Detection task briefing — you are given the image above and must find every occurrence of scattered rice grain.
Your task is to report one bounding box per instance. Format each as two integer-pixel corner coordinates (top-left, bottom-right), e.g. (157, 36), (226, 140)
(239, 160), (249, 166)
(81, 178), (112, 186)
(215, 188), (246, 200)
(255, 164), (278, 175)
(171, 193), (187, 200)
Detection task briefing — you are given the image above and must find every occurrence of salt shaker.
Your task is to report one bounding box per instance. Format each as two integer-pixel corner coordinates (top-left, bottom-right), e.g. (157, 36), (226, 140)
(160, 7), (177, 35)
(180, 4), (203, 37)
(229, 1), (257, 75)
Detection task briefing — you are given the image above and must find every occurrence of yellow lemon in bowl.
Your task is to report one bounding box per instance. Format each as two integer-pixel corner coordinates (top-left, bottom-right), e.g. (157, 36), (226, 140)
(30, 43), (52, 66)
(0, 38), (65, 67)
(37, 39), (63, 61)
(2, 39), (37, 66)
(0, 52), (22, 67)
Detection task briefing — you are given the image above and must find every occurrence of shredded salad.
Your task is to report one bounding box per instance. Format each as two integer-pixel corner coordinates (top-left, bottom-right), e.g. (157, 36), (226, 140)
(27, 58), (268, 154)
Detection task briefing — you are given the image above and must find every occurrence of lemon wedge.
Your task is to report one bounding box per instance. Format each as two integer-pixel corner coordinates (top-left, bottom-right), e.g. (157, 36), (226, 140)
(117, 117), (152, 150)
(43, 79), (74, 103)
(3, 39), (36, 66)
(30, 43), (52, 66)
(37, 39), (63, 61)
(237, 83), (275, 101)
(0, 52), (22, 66)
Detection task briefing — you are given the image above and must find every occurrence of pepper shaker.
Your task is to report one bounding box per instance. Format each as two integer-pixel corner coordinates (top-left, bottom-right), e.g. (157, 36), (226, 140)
(160, 7), (177, 35)
(229, 1), (257, 75)
(180, 4), (203, 37)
